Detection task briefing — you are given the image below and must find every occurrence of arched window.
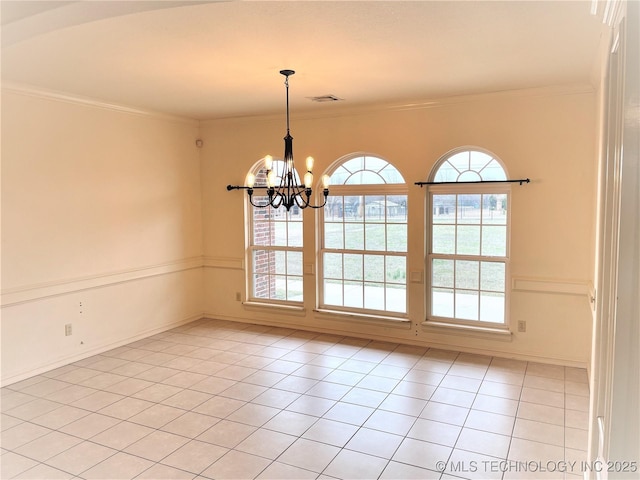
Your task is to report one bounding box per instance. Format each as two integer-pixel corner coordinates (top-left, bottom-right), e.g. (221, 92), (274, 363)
(427, 148), (509, 326)
(319, 154), (408, 316)
(247, 159), (303, 304)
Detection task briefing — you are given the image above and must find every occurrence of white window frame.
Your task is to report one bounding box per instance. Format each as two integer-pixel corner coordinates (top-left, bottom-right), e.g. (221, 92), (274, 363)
(318, 154), (408, 319)
(425, 148), (511, 331)
(246, 159), (304, 307)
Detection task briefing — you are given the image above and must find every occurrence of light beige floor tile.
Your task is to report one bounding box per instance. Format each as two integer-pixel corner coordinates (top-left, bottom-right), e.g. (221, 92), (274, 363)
(14, 430), (82, 462)
(128, 403), (185, 428)
(161, 439), (228, 474)
(565, 380), (590, 397)
(292, 364), (333, 380)
(262, 410), (318, 436)
(380, 460), (441, 479)
(323, 401), (375, 425)
(98, 396), (155, 420)
(305, 381), (351, 400)
(193, 395), (246, 418)
(226, 402), (280, 426)
(1, 391), (37, 411)
(12, 462), (74, 479)
(132, 383), (184, 402)
(420, 401), (469, 426)
(1, 422), (52, 450)
(71, 390), (124, 412)
(243, 370), (287, 387)
(90, 420), (154, 450)
(1, 413), (24, 431)
(364, 409), (417, 435)
(520, 386), (565, 408)
(356, 375), (399, 393)
(323, 448), (389, 479)
(484, 370), (526, 386)
(201, 449), (271, 479)
(102, 377), (155, 396)
(79, 372), (128, 390)
(187, 376), (238, 396)
(196, 419), (257, 448)
(513, 418), (565, 447)
(446, 449), (505, 480)
(527, 363), (565, 380)
(0, 452), (39, 478)
(340, 387), (388, 408)
(404, 369), (446, 385)
(456, 427), (511, 458)
(45, 440), (118, 476)
(274, 375), (319, 393)
(345, 427), (404, 458)
(565, 409), (589, 430)
(302, 418), (359, 447)
(392, 437), (452, 471)
(235, 428), (297, 459)
(464, 409), (515, 436)
(517, 401), (564, 426)
(5, 398), (62, 421)
(161, 411), (220, 438)
(566, 393), (589, 412)
(161, 388), (212, 410)
(408, 418), (462, 447)
(392, 380), (436, 400)
(219, 381), (267, 401)
(565, 426), (588, 450)
(286, 394), (336, 416)
(472, 393), (519, 416)
(523, 375), (565, 393)
(322, 370), (366, 386)
(252, 388), (300, 409)
(478, 380), (523, 401)
(447, 365), (487, 381)
(432, 386), (476, 408)
(136, 463), (196, 479)
(379, 393), (428, 415)
(256, 461), (318, 479)
(508, 437), (565, 463)
(30, 405), (91, 429)
(338, 359), (377, 374)
(82, 451), (154, 479)
(47, 385), (98, 404)
(277, 438), (341, 473)
(125, 429), (189, 462)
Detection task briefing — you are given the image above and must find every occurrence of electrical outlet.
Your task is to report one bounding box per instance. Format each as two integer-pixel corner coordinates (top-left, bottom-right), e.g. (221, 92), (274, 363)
(235, 292), (241, 301)
(65, 323), (73, 336)
(517, 321), (526, 332)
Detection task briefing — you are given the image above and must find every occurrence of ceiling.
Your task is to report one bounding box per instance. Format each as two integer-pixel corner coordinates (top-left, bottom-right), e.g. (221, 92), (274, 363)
(1, 1), (607, 120)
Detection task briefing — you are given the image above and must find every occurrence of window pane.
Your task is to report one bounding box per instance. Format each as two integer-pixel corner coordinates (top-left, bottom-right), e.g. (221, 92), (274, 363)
(288, 221), (302, 247)
(274, 275), (287, 300)
(432, 259), (454, 288)
(287, 252), (302, 276)
(345, 223), (364, 250)
(456, 260), (479, 289)
(273, 221), (287, 246)
(325, 222), (343, 249)
(386, 285), (406, 312)
(448, 152), (470, 172)
(344, 196), (362, 221)
(324, 280), (343, 306)
(379, 164), (404, 184)
(364, 196), (385, 221)
(480, 159), (507, 181)
(386, 256), (406, 284)
(481, 226), (507, 256)
(455, 290), (479, 320)
(433, 161), (459, 183)
(457, 226), (480, 255)
(346, 170), (384, 185)
(344, 281), (363, 308)
(366, 224), (385, 251)
(344, 254), (363, 281)
(480, 292), (505, 323)
(458, 170), (481, 182)
(274, 251), (286, 275)
(480, 262), (505, 292)
(388, 196), (407, 222)
(470, 151), (492, 171)
(364, 283), (385, 310)
(482, 194), (507, 225)
(387, 224), (407, 252)
(432, 225), (455, 254)
(324, 253), (343, 279)
(432, 287), (454, 317)
(252, 250), (273, 274)
(287, 277), (303, 302)
(457, 195), (481, 224)
(432, 195), (456, 224)
(364, 255), (384, 282)
(253, 213), (272, 246)
(253, 274), (270, 299)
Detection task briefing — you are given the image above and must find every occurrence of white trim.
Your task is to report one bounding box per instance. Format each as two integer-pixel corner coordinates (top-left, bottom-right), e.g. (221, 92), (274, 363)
(203, 256), (243, 270)
(1, 257), (204, 307)
(512, 277), (593, 297)
(2, 83), (199, 126)
(421, 320), (512, 341)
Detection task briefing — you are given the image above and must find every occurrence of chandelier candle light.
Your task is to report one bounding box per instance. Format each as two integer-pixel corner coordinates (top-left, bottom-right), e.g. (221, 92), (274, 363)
(227, 69), (330, 210)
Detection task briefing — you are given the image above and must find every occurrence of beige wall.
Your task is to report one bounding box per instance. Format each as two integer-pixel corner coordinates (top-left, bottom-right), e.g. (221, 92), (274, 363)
(1, 90), (204, 384)
(201, 87), (597, 366)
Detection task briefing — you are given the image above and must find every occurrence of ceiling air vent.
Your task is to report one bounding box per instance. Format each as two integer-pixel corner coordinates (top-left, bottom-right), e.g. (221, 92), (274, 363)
(308, 94), (343, 103)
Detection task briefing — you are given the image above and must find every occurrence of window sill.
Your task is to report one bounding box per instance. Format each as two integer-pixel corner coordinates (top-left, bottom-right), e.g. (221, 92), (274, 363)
(315, 309), (411, 328)
(421, 320), (513, 341)
(243, 301), (306, 317)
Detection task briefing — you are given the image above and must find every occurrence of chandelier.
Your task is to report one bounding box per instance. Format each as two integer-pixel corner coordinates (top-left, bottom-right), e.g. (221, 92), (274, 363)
(227, 69), (330, 210)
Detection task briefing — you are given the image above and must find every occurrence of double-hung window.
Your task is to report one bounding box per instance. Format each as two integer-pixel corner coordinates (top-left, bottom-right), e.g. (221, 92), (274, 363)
(428, 149), (510, 327)
(319, 155), (408, 316)
(247, 160), (303, 304)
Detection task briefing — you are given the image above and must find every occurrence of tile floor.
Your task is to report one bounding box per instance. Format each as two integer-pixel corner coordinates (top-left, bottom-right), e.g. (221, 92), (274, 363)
(1, 318), (590, 480)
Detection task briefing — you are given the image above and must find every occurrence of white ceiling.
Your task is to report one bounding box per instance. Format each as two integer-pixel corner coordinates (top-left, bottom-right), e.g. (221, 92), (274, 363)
(1, 1), (606, 120)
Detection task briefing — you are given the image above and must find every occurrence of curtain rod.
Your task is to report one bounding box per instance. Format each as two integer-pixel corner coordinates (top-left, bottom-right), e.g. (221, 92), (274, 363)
(415, 178), (530, 187)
